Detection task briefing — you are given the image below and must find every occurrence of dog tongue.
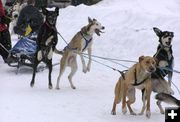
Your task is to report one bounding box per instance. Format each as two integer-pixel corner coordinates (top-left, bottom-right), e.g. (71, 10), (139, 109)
(95, 29), (104, 36)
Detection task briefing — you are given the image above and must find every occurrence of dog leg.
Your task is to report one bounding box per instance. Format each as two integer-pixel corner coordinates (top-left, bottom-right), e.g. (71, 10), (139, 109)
(168, 72), (173, 87)
(87, 48), (92, 72)
(157, 100), (165, 114)
(68, 59), (77, 89)
(56, 57), (66, 90)
(127, 88), (136, 115)
(122, 83), (127, 114)
(111, 100), (117, 115)
(47, 60), (53, 89)
(111, 80), (122, 115)
(145, 82), (152, 118)
(30, 59), (39, 87)
(79, 53), (87, 73)
(139, 89), (146, 115)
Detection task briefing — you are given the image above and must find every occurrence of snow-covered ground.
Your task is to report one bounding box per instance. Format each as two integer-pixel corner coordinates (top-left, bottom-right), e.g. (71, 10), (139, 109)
(1, 0), (180, 122)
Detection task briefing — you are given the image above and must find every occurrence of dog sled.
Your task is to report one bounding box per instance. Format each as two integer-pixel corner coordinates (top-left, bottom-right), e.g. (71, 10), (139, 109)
(6, 37), (37, 72)
(5, 35), (60, 73)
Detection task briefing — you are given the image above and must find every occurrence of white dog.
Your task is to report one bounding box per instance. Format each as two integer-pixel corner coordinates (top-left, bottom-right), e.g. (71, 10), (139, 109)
(56, 17), (105, 89)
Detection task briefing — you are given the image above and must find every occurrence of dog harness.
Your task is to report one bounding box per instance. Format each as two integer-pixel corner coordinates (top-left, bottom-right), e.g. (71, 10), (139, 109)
(132, 67), (150, 86)
(152, 44), (174, 79)
(64, 31), (93, 52)
(80, 31), (93, 51)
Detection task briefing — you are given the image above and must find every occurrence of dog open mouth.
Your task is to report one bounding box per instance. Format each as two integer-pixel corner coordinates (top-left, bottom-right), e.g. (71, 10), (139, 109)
(165, 41), (171, 46)
(95, 29), (105, 36)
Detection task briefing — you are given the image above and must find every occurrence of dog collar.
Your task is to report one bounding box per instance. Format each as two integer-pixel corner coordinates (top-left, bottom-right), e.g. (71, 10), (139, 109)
(159, 44), (172, 49)
(132, 67), (149, 86)
(45, 21), (56, 31)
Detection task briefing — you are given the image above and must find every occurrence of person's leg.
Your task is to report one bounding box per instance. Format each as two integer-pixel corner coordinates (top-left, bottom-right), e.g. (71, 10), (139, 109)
(0, 32), (3, 59)
(2, 29), (11, 50)
(1, 29), (11, 62)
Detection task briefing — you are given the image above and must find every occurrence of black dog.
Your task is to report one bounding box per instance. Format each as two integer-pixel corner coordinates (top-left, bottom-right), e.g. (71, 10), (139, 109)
(152, 27), (174, 87)
(30, 7), (59, 89)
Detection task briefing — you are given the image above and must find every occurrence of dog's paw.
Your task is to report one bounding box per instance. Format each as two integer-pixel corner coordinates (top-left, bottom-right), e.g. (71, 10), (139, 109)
(71, 85), (76, 89)
(56, 86), (60, 90)
(130, 112), (137, 115)
(83, 68), (87, 73)
(49, 85), (53, 89)
(111, 111), (116, 115)
(160, 110), (165, 114)
(30, 81), (34, 88)
(138, 112), (144, 115)
(146, 111), (151, 118)
(122, 107), (127, 115)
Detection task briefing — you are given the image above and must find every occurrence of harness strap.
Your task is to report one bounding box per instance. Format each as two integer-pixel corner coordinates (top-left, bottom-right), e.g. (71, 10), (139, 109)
(80, 31), (92, 51)
(132, 67), (149, 86)
(154, 44), (173, 61)
(64, 31), (92, 51)
(64, 45), (77, 51)
(45, 21), (57, 31)
(154, 44), (174, 77)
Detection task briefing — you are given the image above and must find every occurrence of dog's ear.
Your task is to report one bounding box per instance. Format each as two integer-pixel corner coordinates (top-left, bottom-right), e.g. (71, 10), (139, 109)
(153, 57), (159, 65)
(153, 27), (162, 37)
(171, 32), (174, 37)
(55, 7), (59, 15)
(88, 17), (93, 23)
(42, 7), (48, 15)
(139, 55), (145, 62)
(93, 18), (97, 21)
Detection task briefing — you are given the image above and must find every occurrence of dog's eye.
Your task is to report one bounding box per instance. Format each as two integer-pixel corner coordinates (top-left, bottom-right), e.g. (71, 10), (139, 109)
(163, 35), (169, 38)
(146, 61), (150, 64)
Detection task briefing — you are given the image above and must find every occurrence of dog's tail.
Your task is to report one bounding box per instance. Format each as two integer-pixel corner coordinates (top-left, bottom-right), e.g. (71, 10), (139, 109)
(114, 77), (124, 103)
(54, 48), (63, 55)
(155, 93), (180, 106)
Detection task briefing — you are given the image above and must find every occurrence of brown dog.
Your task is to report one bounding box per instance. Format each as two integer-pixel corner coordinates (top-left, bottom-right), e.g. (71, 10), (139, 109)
(111, 56), (156, 118)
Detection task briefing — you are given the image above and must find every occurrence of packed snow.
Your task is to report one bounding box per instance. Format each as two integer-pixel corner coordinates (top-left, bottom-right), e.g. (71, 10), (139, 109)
(1, 0), (180, 122)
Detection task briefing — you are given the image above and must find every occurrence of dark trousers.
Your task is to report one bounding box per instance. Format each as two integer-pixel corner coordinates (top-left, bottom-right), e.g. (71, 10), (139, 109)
(0, 29), (11, 61)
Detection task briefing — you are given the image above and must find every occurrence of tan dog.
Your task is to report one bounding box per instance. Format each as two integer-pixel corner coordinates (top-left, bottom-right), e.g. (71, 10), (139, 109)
(56, 17), (105, 89)
(111, 56), (156, 118)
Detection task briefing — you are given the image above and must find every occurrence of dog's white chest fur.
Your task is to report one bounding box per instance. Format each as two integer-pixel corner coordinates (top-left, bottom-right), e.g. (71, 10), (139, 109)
(46, 36), (54, 46)
(37, 36), (54, 61)
(158, 48), (173, 68)
(167, 51), (172, 61)
(37, 48), (53, 61)
(164, 47), (172, 60)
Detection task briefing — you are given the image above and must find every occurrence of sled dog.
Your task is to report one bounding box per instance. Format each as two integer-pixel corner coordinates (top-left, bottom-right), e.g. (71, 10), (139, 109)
(30, 7), (59, 89)
(111, 56), (156, 118)
(146, 27), (179, 114)
(56, 17), (105, 89)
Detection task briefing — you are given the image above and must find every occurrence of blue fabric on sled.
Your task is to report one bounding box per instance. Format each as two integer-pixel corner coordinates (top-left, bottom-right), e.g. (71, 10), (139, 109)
(11, 37), (37, 56)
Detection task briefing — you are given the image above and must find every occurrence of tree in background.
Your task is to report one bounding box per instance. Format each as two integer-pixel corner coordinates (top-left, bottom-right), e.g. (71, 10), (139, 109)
(72, 0), (101, 6)
(35, 0), (47, 9)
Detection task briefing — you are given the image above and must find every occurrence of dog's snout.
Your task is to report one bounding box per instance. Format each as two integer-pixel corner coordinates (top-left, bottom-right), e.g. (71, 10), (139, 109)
(149, 66), (155, 72)
(102, 26), (105, 30)
(168, 37), (172, 41)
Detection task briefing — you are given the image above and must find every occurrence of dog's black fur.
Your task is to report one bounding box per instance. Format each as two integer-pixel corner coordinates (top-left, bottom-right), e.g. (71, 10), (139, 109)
(151, 27), (174, 86)
(30, 7), (59, 89)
